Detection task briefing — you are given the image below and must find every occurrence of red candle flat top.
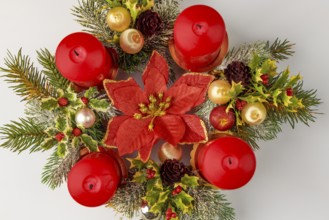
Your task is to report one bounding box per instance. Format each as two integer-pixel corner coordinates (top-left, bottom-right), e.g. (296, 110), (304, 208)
(197, 136), (256, 190)
(55, 32), (112, 87)
(174, 5), (226, 61)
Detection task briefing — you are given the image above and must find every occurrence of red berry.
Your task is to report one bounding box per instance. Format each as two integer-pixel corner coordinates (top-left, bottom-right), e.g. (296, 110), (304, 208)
(72, 128), (82, 137)
(260, 74), (269, 85)
(172, 190), (177, 196)
(58, 97), (69, 107)
(171, 213), (177, 218)
(235, 99), (247, 111)
(175, 185), (182, 194)
(81, 97), (89, 105)
(55, 132), (65, 142)
(286, 87), (293, 96)
(166, 216), (171, 220)
(166, 208), (172, 215)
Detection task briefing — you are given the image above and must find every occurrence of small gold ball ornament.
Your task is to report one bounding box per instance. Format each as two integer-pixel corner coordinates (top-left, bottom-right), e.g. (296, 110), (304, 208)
(120, 28), (144, 54)
(241, 102), (267, 126)
(106, 7), (131, 32)
(75, 108), (96, 128)
(207, 79), (232, 105)
(158, 142), (183, 163)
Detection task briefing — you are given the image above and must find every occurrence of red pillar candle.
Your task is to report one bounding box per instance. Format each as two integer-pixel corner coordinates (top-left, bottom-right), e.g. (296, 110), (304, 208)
(55, 32), (117, 88)
(193, 135), (256, 190)
(169, 5), (228, 72)
(67, 152), (121, 207)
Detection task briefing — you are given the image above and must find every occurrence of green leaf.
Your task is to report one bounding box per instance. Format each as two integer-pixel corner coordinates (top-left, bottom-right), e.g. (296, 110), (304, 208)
(41, 137), (57, 150)
(123, 0), (154, 24)
(272, 89), (282, 107)
(286, 73), (302, 88)
(261, 59), (277, 76)
(146, 177), (163, 191)
(133, 170), (147, 183)
(55, 116), (70, 132)
(180, 175), (199, 188)
(271, 68), (290, 90)
(80, 134), (98, 151)
(72, 137), (81, 148)
(127, 157), (147, 170)
(105, 0), (122, 8)
(57, 142), (67, 158)
(149, 190), (171, 214)
(41, 97), (58, 110)
(84, 87), (98, 99)
(171, 191), (194, 214)
(89, 99), (110, 112)
(228, 81), (244, 97)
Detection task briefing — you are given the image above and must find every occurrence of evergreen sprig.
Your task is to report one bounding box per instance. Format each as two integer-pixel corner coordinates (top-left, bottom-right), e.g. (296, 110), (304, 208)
(267, 38), (295, 61)
(181, 186), (235, 220)
(0, 118), (47, 153)
(37, 48), (69, 91)
(0, 49), (55, 100)
(41, 147), (81, 189)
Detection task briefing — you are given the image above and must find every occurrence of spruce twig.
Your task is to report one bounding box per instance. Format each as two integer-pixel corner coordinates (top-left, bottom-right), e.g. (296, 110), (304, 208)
(0, 118), (47, 153)
(267, 38), (295, 61)
(0, 49), (55, 101)
(42, 147), (81, 189)
(37, 49), (69, 91)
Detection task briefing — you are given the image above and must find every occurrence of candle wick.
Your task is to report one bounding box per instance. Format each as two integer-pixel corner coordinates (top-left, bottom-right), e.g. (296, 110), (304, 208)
(228, 157), (232, 165)
(74, 49), (80, 56)
(89, 184), (94, 190)
(196, 23), (202, 30)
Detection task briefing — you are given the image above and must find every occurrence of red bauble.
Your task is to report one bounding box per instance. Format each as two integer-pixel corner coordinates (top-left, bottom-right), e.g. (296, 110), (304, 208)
(209, 106), (236, 131)
(169, 5), (227, 72)
(55, 32), (116, 88)
(67, 152), (121, 207)
(195, 136), (256, 190)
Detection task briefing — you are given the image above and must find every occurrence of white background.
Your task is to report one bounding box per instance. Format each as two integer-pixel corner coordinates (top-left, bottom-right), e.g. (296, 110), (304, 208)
(1, 0), (329, 219)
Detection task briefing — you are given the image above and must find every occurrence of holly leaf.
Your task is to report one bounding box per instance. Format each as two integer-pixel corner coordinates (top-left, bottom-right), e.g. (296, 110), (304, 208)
(180, 175), (199, 188)
(286, 73), (302, 88)
(80, 134), (98, 152)
(147, 177), (163, 191)
(171, 191), (194, 214)
(89, 99), (110, 112)
(271, 68), (290, 90)
(57, 142), (67, 158)
(45, 127), (57, 136)
(57, 89), (65, 97)
(105, 0), (122, 8)
(123, 0), (154, 24)
(41, 137), (57, 150)
(72, 137), (81, 148)
(272, 89), (282, 107)
(133, 170), (147, 183)
(229, 81), (244, 97)
(148, 189), (170, 214)
(261, 59), (277, 76)
(127, 156), (146, 170)
(55, 116), (70, 132)
(41, 97), (58, 110)
(84, 87), (98, 99)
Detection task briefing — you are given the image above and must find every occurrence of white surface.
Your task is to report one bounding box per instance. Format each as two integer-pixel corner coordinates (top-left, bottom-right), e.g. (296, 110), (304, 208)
(0, 0), (329, 220)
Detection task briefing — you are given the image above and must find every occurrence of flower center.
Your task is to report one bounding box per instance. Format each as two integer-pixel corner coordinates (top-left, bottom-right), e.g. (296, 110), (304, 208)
(133, 93), (172, 131)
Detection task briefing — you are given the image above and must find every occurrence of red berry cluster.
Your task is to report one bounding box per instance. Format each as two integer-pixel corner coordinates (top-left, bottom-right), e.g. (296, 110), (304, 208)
(146, 168), (156, 179)
(81, 97), (89, 105)
(58, 97), (69, 107)
(166, 208), (177, 220)
(286, 87), (293, 96)
(260, 74), (269, 85)
(171, 185), (182, 196)
(55, 132), (65, 142)
(72, 128), (82, 137)
(235, 99), (247, 111)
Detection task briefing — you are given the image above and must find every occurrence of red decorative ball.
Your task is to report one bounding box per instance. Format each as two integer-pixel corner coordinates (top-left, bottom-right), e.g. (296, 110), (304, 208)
(67, 152), (121, 207)
(195, 136), (256, 190)
(55, 32), (115, 88)
(209, 106), (236, 131)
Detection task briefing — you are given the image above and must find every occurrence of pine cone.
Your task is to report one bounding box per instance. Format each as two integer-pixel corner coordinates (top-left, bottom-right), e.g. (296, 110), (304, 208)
(224, 61), (251, 86)
(136, 10), (163, 37)
(160, 159), (187, 186)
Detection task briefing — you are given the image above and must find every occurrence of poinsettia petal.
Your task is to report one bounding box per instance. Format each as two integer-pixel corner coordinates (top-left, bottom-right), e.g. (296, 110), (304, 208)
(116, 117), (155, 156)
(139, 138), (158, 162)
(104, 78), (147, 115)
(142, 51), (169, 95)
(165, 84), (203, 115)
(172, 73), (214, 106)
(154, 115), (186, 145)
(103, 116), (131, 147)
(179, 114), (208, 144)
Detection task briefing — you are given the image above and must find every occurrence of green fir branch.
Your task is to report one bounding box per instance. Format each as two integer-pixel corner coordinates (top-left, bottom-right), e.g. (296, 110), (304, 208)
(0, 118), (47, 153)
(181, 186), (235, 220)
(0, 49), (55, 100)
(72, 0), (113, 45)
(267, 38), (295, 61)
(42, 147), (81, 189)
(37, 49), (70, 91)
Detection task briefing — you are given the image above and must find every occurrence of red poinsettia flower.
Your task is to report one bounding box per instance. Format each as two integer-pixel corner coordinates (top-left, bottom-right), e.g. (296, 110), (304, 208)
(103, 51), (214, 162)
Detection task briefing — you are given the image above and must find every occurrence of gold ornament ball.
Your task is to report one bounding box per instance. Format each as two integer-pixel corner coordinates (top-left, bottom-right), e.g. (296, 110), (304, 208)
(120, 28), (144, 54)
(241, 102), (267, 126)
(207, 80), (232, 105)
(106, 7), (131, 32)
(75, 108), (96, 128)
(158, 142), (183, 163)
